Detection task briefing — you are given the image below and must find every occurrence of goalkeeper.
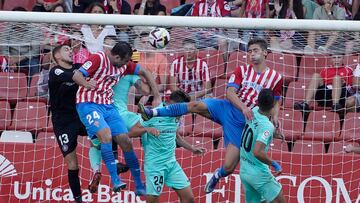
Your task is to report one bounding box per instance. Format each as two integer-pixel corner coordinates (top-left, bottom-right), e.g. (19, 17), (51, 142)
(131, 90), (205, 203)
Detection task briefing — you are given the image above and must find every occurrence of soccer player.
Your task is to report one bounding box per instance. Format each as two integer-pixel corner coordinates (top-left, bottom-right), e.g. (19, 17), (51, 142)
(131, 90), (205, 203)
(48, 45), (96, 203)
(138, 38), (283, 194)
(76, 41), (161, 193)
(240, 88), (285, 203)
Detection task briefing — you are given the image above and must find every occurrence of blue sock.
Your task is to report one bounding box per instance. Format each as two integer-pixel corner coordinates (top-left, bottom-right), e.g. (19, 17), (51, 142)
(101, 143), (120, 186)
(215, 166), (230, 178)
(155, 103), (188, 117)
(123, 151), (142, 188)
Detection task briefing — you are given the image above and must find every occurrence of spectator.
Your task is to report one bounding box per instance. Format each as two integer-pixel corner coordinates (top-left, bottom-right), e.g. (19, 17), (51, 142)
(71, 31), (90, 64)
(294, 53), (353, 112)
(105, 0), (132, 14)
(353, 0), (360, 19)
(302, 0), (319, 19)
(169, 38), (212, 101)
(337, 0), (353, 19)
(269, 0), (306, 50)
(33, 0), (64, 12)
(134, 0), (166, 15)
(0, 8), (43, 80)
(304, 0), (346, 54)
(0, 55), (20, 72)
(134, 32), (169, 92)
(345, 64), (360, 112)
(80, 2), (116, 53)
(51, 3), (66, 12)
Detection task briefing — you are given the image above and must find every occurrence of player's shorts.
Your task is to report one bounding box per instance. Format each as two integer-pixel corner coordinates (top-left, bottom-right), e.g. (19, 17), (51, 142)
(315, 85), (350, 107)
(76, 102), (128, 139)
(118, 110), (142, 130)
(240, 170), (282, 202)
(52, 114), (87, 157)
(202, 99), (246, 149)
(145, 161), (190, 196)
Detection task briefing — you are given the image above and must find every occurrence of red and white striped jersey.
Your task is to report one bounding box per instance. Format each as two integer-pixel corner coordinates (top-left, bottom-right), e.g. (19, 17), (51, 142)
(170, 56), (210, 93)
(191, 0), (231, 17)
(76, 51), (139, 104)
(0, 56), (8, 72)
(227, 65), (283, 108)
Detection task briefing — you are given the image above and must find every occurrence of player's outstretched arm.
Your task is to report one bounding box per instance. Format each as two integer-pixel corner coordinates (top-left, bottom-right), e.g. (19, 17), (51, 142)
(176, 133), (206, 155)
(226, 87), (253, 120)
(134, 79), (151, 96)
(128, 122), (160, 138)
(254, 141), (282, 176)
(72, 70), (96, 89)
(138, 68), (161, 106)
(345, 144), (360, 154)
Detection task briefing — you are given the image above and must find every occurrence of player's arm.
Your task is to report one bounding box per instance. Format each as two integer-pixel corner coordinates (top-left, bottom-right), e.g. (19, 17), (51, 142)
(128, 123), (159, 138)
(134, 79), (151, 96)
(138, 67), (162, 106)
(72, 70), (96, 89)
(176, 133), (205, 155)
(271, 77), (283, 140)
(192, 63), (212, 100)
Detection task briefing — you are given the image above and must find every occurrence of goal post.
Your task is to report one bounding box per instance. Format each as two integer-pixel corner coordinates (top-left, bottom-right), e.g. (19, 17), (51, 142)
(0, 11), (359, 203)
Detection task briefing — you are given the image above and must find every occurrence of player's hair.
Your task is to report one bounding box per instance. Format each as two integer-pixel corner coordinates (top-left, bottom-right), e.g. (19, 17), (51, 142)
(170, 90), (191, 103)
(182, 38), (196, 46)
(111, 41), (133, 58)
(85, 2), (106, 13)
(258, 88), (275, 112)
(52, 44), (67, 64)
(247, 38), (268, 51)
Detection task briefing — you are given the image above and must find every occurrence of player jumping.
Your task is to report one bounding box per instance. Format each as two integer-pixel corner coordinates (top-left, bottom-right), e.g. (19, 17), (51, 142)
(240, 88), (285, 203)
(138, 38), (283, 193)
(76, 41), (160, 194)
(131, 90), (205, 203)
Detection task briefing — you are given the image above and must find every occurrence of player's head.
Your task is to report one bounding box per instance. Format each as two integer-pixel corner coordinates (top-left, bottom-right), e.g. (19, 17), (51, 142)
(330, 52), (344, 68)
(169, 90), (191, 104)
(247, 38), (268, 65)
(258, 88), (275, 114)
(53, 44), (73, 65)
(110, 41), (133, 67)
(183, 38), (197, 60)
(104, 35), (118, 54)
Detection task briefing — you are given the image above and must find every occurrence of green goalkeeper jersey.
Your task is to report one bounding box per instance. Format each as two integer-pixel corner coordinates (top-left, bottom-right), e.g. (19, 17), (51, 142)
(240, 106), (275, 174)
(112, 74), (140, 113)
(142, 103), (180, 166)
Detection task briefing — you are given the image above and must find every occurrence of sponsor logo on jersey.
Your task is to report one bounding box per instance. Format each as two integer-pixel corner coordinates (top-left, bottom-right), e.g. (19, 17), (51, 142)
(82, 61), (92, 70)
(54, 69), (64, 76)
(262, 130), (270, 140)
(229, 74), (236, 83)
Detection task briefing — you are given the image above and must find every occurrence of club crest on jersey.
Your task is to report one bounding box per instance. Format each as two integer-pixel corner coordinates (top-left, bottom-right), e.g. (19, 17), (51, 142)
(82, 61), (92, 70)
(262, 130), (270, 140)
(54, 69), (64, 76)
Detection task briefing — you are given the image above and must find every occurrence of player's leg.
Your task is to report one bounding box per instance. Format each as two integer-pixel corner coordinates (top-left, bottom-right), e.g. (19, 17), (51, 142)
(167, 162), (194, 203)
(240, 172), (263, 203)
(271, 190), (286, 203)
(174, 186), (194, 203)
(76, 103), (125, 192)
(138, 100), (211, 121)
(252, 172), (283, 203)
(145, 167), (165, 203)
(107, 105), (145, 195)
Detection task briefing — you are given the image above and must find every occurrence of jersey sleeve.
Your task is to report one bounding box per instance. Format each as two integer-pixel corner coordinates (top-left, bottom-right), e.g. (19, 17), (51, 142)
(256, 124), (274, 146)
(227, 67), (243, 89)
(124, 61), (140, 76)
(273, 77), (283, 101)
(49, 67), (75, 83)
(78, 54), (101, 77)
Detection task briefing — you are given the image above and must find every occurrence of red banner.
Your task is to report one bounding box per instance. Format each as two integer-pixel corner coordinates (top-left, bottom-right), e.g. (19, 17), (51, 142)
(1, 142), (360, 203)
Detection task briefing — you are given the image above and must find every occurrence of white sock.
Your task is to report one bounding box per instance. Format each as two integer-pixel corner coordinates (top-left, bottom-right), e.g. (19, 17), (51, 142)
(152, 109), (158, 116)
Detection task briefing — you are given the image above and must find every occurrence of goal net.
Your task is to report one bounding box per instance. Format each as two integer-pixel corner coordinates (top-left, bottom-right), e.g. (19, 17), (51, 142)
(0, 13), (360, 203)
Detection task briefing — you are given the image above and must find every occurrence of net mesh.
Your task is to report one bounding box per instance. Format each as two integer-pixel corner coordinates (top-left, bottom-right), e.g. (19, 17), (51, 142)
(0, 21), (360, 202)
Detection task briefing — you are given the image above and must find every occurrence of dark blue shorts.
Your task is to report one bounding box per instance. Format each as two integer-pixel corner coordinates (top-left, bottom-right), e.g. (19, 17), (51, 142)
(76, 102), (128, 139)
(202, 99), (245, 149)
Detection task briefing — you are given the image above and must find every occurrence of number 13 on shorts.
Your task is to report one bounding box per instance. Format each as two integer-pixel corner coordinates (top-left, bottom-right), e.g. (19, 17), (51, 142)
(86, 111), (100, 125)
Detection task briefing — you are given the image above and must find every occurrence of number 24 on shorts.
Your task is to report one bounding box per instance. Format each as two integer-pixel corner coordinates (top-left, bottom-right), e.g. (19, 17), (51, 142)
(86, 111), (100, 125)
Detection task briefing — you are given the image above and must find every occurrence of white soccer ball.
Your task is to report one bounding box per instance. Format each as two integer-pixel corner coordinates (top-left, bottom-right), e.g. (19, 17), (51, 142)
(148, 28), (170, 49)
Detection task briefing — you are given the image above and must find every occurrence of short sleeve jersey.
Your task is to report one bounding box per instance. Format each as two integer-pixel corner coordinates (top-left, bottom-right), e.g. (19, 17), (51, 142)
(112, 74), (141, 113)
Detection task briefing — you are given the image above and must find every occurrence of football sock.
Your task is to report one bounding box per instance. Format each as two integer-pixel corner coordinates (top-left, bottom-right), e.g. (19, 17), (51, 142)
(123, 151), (142, 188)
(153, 103), (188, 117)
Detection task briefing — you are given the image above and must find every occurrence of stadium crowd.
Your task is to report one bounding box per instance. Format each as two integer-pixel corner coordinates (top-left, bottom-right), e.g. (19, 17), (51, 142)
(0, 0), (359, 147)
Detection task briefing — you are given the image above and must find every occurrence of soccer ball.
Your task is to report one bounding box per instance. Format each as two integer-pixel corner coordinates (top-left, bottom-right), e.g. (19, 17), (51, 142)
(148, 28), (170, 49)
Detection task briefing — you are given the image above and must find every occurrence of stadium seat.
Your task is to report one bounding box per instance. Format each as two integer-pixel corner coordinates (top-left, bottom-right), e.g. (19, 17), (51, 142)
(183, 136), (214, 150)
(292, 140), (325, 154)
(131, 137), (142, 149)
(0, 131), (33, 143)
(327, 141), (360, 154)
(0, 72), (27, 101)
(160, 0), (180, 15)
(36, 132), (57, 145)
(303, 111), (341, 142)
(213, 78), (227, 99)
(44, 114), (53, 133)
(8, 101), (47, 133)
(198, 50), (225, 80)
(269, 139), (289, 152)
(278, 109), (303, 141)
(193, 115), (222, 139)
(341, 112), (360, 142)
(28, 73), (40, 98)
(0, 101), (11, 131)
(177, 114), (194, 137)
(266, 52), (297, 85)
(226, 51), (247, 78)
(344, 54), (359, 68)
(283, 81), (308, 109)
(298, 54), (331, 83)
(3, 0), (35, 11)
